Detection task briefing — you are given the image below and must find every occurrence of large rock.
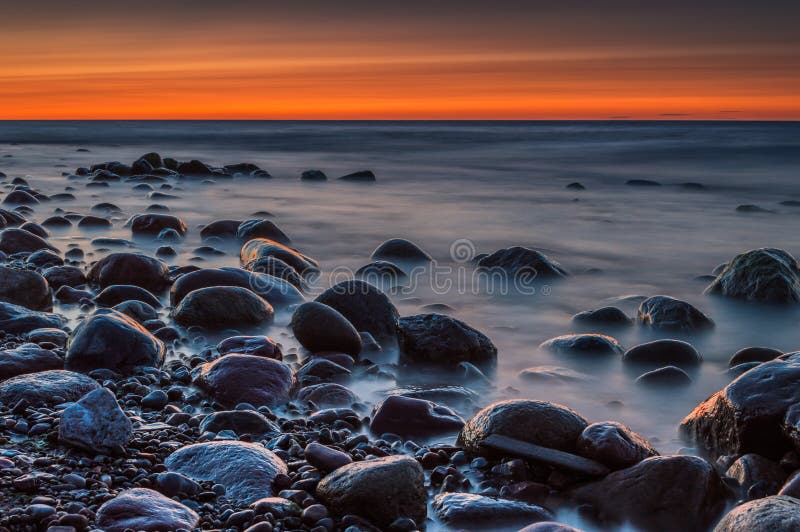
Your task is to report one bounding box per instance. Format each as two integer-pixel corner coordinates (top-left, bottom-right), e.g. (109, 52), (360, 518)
(714, 495), (800, 532)
(172, 286), (274, 328)
(539, 334), (622, 357)
(0, 228), (57, 254)
(87, 253), (169, 291)
(637, 295), (714, 332)
(679, 352), (800, 459)
(0, 346), (62, 381)
(165, 441), (287, 505)
(0, 370), (99, 406)
(129, 213), (187, 237)
(572, 455), (730, 531)
(370, 395), (464, 436)
(432, 492), (553, 528)
(575, 421), (658, 470)
(458, 399), (587, 454)
(193, 354), (294, 407)
(170, 267), (303, 308)
(66, 309), (165, 375)
(0, 301), (65, 334)
(398, 313), (497, 367)
(623, 339), (702, 370)
(705, 248), (800, 304)
(290, 302), (361, 356)
(729, 346), (782, 367)
(96, 488), (199, 532)
(240, 238), (319, 278)
(316, 455), (426, 528)
(59, 388), (132, 454)
(477, 246), (567, 279)
(0, 266), (51, 310)
(315, 280), (399, 341)
(370, 238), (431, 262)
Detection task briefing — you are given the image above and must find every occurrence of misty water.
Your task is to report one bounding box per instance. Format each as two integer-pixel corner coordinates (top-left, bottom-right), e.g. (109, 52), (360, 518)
(2, 121), (800, 530)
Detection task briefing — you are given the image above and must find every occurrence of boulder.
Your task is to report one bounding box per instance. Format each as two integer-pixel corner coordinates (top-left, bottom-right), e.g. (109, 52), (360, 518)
(94, 284), (161, 308)
(705, 248), (800, 304)
(172, 286), (274, 328)
(96, 488), (199, 532)
(370, 395), (464, 436)
(458, 399), (587, 454)
(59, 388), (132, 454)
(0, 228), (57, 254)
(217, 335), (282, 359)
(0, 369), (98, 406)
(572, 455), (730, 530)
(290, 302), (361, 356)
(87, 253), (169, 291)
(432, 492), (553, 528)
(66, 309), (165, 375)
(237, 219), (291, 245)
(315, 280), (399, 341)
(714, 496), (800, 532)
(316, 455), (426, 528)
(571, 306), (631, 327)
(637, 295), (714, 332)
(129, 213), (187, 237)
(680, 353), (800, 459)
(398, 313), (497, 367)
(193, 354), (294, 407)
(576, 421), (658, 470)
(623, 339), (701, 370)
(0, 301), (65, 334)
(199, 410), (279, 437)
(370, 238), (431, 262)
(170, 267), (303, 308)
(477, 246), (567, 279)
(0, 346), (62, 381)
(165, 441), (287, 505)
(240, 238), (319, 278)
(539, 334), (622, 357)
(0, 266), (51, 310)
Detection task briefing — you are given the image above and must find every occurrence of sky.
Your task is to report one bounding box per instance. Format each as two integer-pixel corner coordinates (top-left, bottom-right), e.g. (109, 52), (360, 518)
(1, 0), (798, 119)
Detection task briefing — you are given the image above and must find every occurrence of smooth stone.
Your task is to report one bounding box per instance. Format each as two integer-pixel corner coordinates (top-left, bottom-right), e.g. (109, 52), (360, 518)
(301, 169), (327, 181)
(113, 300), (159, 323)
(217, 335), (282, 359)
(370, 238), (431, 262)
(398, 313), (497, 367)
(199, 410), (279, 437)
(200, 219), (242, 240)
(432, 492), (553, 528)
(0, 346), (62, 381)
(170, 267), (303, 308)
(623, 339), (701, 370)
(42, 265), (86, 288)
(129, 213), (187, 237)
(93, 284), (161, 308)
(0, 228), (58, 255)
(296, 383), (358, 408)
(237, 219), (291, 245)
(0, 266), (51, 311)
(172, 286), (274, 328)
(291, 302), (361, 356)
(637, 295), (714, 332)
(481, 434), (609, 476)
(518, 366), (591, 384)
(337, 170), (376, 182)
(141, 389), (169, 409)
(243, 256), (306, 290)
(315, 280), (399, 341)
(778, 470), (800, 498)
(96, 488), (199, 532)
(725, 453), (786, 496)
(571, 306), (631, 327)
(296, 358), (351, 382)
(26, 328), (69, 347)
(635, 365), (692, 386)
(370, 395), (464, 437)
(705, 248), (800, 304)
(576, 421), (658, 470)
(59, 388), (131, 454)
(0, 370), (98, 406)
(87, 253), (169, 291)
(193, 354), (294, 408)
(240, 238), (319, 278)
(518, 523), (584, 532)
(729, 346), (783, 367)
(714, 495), (800, 531)
(356, 260), (407, 282)
(0, 301), (65, 334)
(626, 179), (661, 186)
(477, 246), (568, 279)
(304, 442), (352, 473)
(539, 334), (622, 357)
(154, 472), (201, 497)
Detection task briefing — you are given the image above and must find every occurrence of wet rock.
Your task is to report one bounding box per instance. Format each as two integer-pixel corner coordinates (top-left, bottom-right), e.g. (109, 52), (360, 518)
(0, 369), (98, 406)
(55, 285), (93, 304)
(243, 256), (306, 290)
(241, 238), (319, 278)
(0, 266), (51, 310)
(304, 442), (352, 473)
(59, 387), (131, 454)
(0, 301), (65, 334)
(398, 313), (497, 367)
(177, 159), (214, 176)
(66, 309), (165, 374)
(291, 302), (362, 356)
(0, 228), (57, 254)
(193, 354), (294, 407)
(297, 358), (351, 383)
(165, 441), (288, 505)
(42, 215), (72, 228)
(736, 204), (774, 213)
(217, 335), (282, 359)
(199, 410), (279, 437)
(729, 346), (782, 367)
(458, 399), (587, 454)
(637, 295), (714, 332)
(154, 471), (201, 497)
(141, 389), (168, 409)
(539, 334), (622, 357)
(680, 352), (800, 458)
(725, 453), (786, 496)
(315, 280), (399, 341)
(635, 365), (692, 386)
(237, 219), (291, 245)
(370, 238), (431, 262)
(518, 365), (591, 384)
(96, 488), (199, 532)
(778, 470), (800, 497)
(432, 493), (553, 528)
(477, 246), (568, 279)
(4, 189), (39, 205)
(113, 300), (158, 324)
(78, 215), (112, 229)
(316, 455), (426, 528)
(626, 179), (661, 186)
(623, 339), (701, 370)
(173, 286), (274, 328)
(705, 248), (800, 304)
(26, 327), (69, 347)
(481, 434), (609, 476)
(0, 346), (62, 381)
(338, 170), (376, 182)
(301, 169), (327, 181)
(94, 284), (161, 308)
(714, 495), (800, 531)
(565, 182), (585, 191)
(42, 265), (85, 288)
(356, 260), (407, 283)
(129, 213), (187, 237)
(87, 253), (169, 291)
(170, 267), (303, 309)
(576, 421), (658, 470)
(572, 455), (729, 530)
(200, 219), (242, 240)
(296, 382), (358, 408)
(518, 523), (584, 532)
(370, 395), (464, 436)
(571, 306), (631, 327)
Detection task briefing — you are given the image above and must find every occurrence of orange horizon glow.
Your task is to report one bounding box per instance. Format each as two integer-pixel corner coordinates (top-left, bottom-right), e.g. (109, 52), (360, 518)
(2, 2), (798, 120)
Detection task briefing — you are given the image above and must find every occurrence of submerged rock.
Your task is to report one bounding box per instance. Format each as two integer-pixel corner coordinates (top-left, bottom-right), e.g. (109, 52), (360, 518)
(576, 421), (658, 470)
(129, 213), (187, 237)
(635, 365), (692, 387)
(539, 334), (622, 357)
(477, 246), (567, 279)
(433, 492), (553, 528)
(637, 295), (714, 332)
(217, 335), (282, 359)
(714, 495), (800, 532)
(96, 488), (199, 532)
(87, 253), (170, 291)
(94, 284), (161, 308)
(315, 280), (399, 341)
(338, 170), (376, 182)
(59, 388), (131, 454)
(0, 370), (98, 406)
(728, 346), (782, 367)
(237, 219), (291, 245)
(623, 339), (701, 370)
(398, 313), (497, 367)
(571, 306), (631, 327)
(0, 301), (65, 334)
(172, 286), (274, 328)
(240, 238), (319, 278)
(371, 238), (431, 262)
(193, 354), (294, 408)
(705, 248), (800, 304)
(370, 395), (464, 436)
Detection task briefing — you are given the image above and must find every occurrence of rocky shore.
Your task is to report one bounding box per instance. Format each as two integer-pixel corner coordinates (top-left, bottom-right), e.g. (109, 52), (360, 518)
(0, 153), (799, 531)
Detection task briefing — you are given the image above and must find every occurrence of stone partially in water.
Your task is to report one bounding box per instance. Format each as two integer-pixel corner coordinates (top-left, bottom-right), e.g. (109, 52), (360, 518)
(477, 246), (567, 279)
(728, 346), (782, 367)
(575, 421), (658, 470)
(290, 301), (362, 356)
(96, 488), (199, 532)
(0, 301), (65, 334)
(87, 253), (170, 291)
(637, 295), (714, 332)
(59, 387), (132, 454)
(93, 284), (161, 308)
(539, 334), (622, 357)
(240, 238), (319, 278)
(128, 213), (187, 237)
(370, 395), (464, 437)
(172, 286), (274, 328)
(370, 238), (431, 262)
(0, 370), (98, 406)
(635, 366), (692, 387)
(705, 248), (800, 304)
(714, 495), (800, 532)
(0, 266), (52, 311)
(623, 339), (701, 370)
(0, 346), (62, 381)
(571, 306), (631, 327)
(398, 313), (497, 367)
(170, 266), (303, 309)
(315, 280), (399, 341)
(199, 410), (279, 437)
(193, 354), (294, 408)
(0, 228), (58, 255)
(432, 493), (553, 528)
(338, 170), (376, 182)
(217, 335), (282, 359)
(237, 219), (291, 245)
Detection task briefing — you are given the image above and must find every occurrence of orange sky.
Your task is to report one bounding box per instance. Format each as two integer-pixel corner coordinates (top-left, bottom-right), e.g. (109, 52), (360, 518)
(1, 1), (798, 119)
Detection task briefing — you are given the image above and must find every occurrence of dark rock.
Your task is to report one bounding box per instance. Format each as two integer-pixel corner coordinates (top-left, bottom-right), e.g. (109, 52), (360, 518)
(432, 493), (553, 528)
(3, 190), (39, 205)
(0, 228), (57, 254)
(217, 335), (282, 359)
(129, 213), (187, 237)
(637, 295), (714, 332)
(539, 334), (622, 357)
(141, 389), (168, 409)
(623, 339), (701, 370)
(576, 421), (658, 470)
(725, 453), (786, 496)
(778, 470), (800, 497)
(714, 495), (800, 531)
(201, 219), (242, 240)
(518, 523), (584, 532)
(240, 238), (319, 278)
(26, 327), (69, 347)
(565, 182), (586, 190)
(0, 346), (62, 381)
(635, 366), (692, 386)
(237, 219), (290, 245)
(96, 488), (199, 532)
(154, 472), (201, 497)
(170, 267), (303, 308)
(297, 358), (351, 382)
(338, 170), (376, 182)
(65, 309), (165, 375)
(77, 215), (112, 229)
(94, 284), (161, 308)
(736, 204), (774, 213)
(178, 159), (214, 176)
(477, 246), (567, 279)
(370, 238), (431, 262)
(25, 249), (60, 268)
(193, 354), (294, 407)
(518, 366), (591, 384)
(199, 410), (279, 437)
(112, 300), (158, 323)
(59, 387), (131, 453)
(42, 215), (72, 228)
(315, 280), (399, 341)
(316, 455), (426, 528)
(296, 382), (358, 408)
(626, 179), (661, 186)
(173, 286), (274, 328)
(705, 248), (800, 304)
(398, 313), (497, 367)
(290, 302), (361, 356)
(572, 455), (729, 530)
(481, 434), (610, 476)
(301, 169), (327, 181)
(458, 399), (587, 454)
(729, 346), (782, 367)
(370, 395), (464, 436)
(304, 442), (352, 473)
(0, 370), (98, 406)
(87, 253), (169, 291)
(243, 256), (306, 290)
(165, 441), (288, 505)
(571, 306), (631, 327)
(55, 285), (93, 304)
(356, 260), (407, 283)
(0, 266), (51, 310)
(0, 301), (65, 334)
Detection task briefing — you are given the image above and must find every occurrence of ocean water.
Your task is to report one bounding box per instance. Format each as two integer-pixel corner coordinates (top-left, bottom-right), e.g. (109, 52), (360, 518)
(1, 120), (800, 529)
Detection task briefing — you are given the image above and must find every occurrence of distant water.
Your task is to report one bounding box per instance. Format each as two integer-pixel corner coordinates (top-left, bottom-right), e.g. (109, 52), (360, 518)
(1, 121), (800, 530)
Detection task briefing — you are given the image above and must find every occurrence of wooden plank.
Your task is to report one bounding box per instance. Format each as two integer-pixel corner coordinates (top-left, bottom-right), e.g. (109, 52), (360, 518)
(480, 434), (610, 476)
